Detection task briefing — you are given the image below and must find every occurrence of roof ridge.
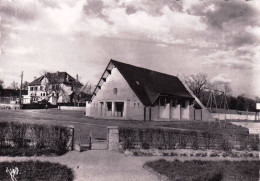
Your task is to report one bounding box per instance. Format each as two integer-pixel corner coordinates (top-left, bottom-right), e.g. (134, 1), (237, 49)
(111, 59), (179, 79)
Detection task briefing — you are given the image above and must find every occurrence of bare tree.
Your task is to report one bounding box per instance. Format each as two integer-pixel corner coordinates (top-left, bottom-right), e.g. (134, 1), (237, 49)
(184, 73), (211, 100)
(0, 79), (4, 90)
(41, 72), (65, 103)
(22, 81), (29, 90)
(8, 81), (19, 90)
(72, 80), (91, 106)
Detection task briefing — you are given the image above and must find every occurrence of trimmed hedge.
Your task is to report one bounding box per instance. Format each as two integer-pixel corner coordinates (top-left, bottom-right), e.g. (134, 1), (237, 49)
(0, 121), (72, 156)
(119, 127), (259, 151)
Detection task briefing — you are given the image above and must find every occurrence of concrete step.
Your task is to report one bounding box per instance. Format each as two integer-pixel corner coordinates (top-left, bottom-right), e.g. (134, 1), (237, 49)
(91, 141), (108, 150)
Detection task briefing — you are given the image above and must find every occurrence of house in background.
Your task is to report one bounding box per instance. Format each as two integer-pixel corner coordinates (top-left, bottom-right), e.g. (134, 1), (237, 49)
(86, 59), (196, 121)
(24, 72), (82, 105)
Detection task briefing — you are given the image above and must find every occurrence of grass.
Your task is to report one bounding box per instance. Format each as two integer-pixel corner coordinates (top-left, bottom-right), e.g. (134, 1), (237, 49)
(0, 109), (252, 142)
(145, 159), (260, 181)
(0, 161), (74, 181)
(161, 121), (249, 136)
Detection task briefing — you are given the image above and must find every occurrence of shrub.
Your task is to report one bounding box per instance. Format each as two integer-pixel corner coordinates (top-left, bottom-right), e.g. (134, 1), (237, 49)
(0, 122), (9, 147)
(0, 161), (74, 181)
(0, 121), (71, 156)
(9, 122), (29, 148)
(119, 127), (255, 152)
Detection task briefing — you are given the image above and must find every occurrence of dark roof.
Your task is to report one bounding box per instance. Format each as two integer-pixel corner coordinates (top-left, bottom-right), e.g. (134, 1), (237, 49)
(29, 72), (82, 86)
(28, 76), (44, 86)
(93, 60), (194, 106)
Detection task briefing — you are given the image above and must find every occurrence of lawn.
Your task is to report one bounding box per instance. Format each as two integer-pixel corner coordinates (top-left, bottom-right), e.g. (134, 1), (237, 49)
(0, 161), (74, 181)
(160, 121), (249, 136)
(0, 109), (251, 142)
(145, 159), (260, 181)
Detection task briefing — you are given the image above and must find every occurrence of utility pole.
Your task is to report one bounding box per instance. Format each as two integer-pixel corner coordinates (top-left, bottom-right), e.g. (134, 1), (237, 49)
(20, 71), (23, 108)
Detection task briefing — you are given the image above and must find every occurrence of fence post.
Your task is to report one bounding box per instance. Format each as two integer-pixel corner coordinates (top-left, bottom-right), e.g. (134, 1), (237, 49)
(68, 125), (74, 150)
(107, 126), (119, 151)
(89, 131), (92, 150)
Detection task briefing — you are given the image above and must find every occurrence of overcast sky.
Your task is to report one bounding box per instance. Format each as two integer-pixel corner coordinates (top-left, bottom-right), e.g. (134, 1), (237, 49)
(0, 0), (259, 97)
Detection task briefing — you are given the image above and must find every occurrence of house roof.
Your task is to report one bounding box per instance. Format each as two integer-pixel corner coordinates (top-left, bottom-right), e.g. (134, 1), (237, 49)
(92, 59), (194, 106)
(29, 72), (83, 86)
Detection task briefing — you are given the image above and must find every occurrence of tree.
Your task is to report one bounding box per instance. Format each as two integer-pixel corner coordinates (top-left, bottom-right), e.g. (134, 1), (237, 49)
(184, 73), (211, 104)
(8, 81), (19, 90)
(235, 95), (246, 111)
(22, 81), (29, 90)
(41, 72), (65, 103)
(72, 80), (92, 106)
(0, 79), (4, 90)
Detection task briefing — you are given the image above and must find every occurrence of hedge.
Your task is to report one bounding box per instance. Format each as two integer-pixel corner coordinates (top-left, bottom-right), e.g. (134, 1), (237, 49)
(0, 121), (72, 156)
(119, 127), (259, 151)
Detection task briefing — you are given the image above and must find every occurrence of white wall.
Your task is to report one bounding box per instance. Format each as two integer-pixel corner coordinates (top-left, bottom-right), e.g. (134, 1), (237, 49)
(90, 68), (144, 120)
(212, 113), (257, 121)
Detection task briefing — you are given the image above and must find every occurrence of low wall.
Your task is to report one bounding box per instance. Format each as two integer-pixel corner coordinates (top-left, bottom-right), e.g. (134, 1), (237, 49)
(0, 103), (20, 110)
(212, 113), (257, 121)
(60, 106), (85, 111)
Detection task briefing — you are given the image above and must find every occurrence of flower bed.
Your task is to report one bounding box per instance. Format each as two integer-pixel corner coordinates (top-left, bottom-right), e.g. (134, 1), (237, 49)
(123, 148), (259, 159)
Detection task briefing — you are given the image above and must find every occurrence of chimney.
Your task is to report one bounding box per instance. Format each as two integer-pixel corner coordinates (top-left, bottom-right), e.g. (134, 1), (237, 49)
(76, 74), (78, 82)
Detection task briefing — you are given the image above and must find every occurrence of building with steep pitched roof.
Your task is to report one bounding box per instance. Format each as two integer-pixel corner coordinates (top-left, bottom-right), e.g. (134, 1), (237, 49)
(25, 72), (82, 105)
(86, 60), (196, 121)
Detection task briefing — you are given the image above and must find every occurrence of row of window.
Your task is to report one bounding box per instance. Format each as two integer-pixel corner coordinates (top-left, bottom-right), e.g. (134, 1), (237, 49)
(30, 93), (46, 96)
(30, 86), (43, 91)
(158, 98), (189, 108)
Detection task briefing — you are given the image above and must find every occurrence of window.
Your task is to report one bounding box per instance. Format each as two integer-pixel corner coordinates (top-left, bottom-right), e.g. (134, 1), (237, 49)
(181, 100), (186, 108)
(40, 86), (43, 91)
(34, 86), (38, 91)
(113, 88), (118, 95)
(137, 103), (139, 107)
(171, 99), (176, 107)
(41, 93), (42, 96)
(160, 98), (166, 106)
(52, 93), (55, 96)
(107, 102), (112, 111)
(30, 87), (33, 91)
(134, 103), (136, 107)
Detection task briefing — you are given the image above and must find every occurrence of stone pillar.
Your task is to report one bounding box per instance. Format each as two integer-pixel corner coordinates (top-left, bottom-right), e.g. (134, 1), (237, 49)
(176, 104), (181, 120)
(168, 103), (171, 119)
(67, 125), (74, 150)
(123, 101), (127, 118)
(85, 102), (91, 116)
(107, 126), (119, 151)
(112, 101), (115, 117)
(103, 101), (107, 117)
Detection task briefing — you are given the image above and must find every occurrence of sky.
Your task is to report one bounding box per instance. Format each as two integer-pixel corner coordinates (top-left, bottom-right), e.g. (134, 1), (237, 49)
(0, 0), (259, 97)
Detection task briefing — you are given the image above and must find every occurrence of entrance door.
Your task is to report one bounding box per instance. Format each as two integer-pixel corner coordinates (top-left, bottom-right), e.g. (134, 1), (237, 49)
(115, 102), (124, 117)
